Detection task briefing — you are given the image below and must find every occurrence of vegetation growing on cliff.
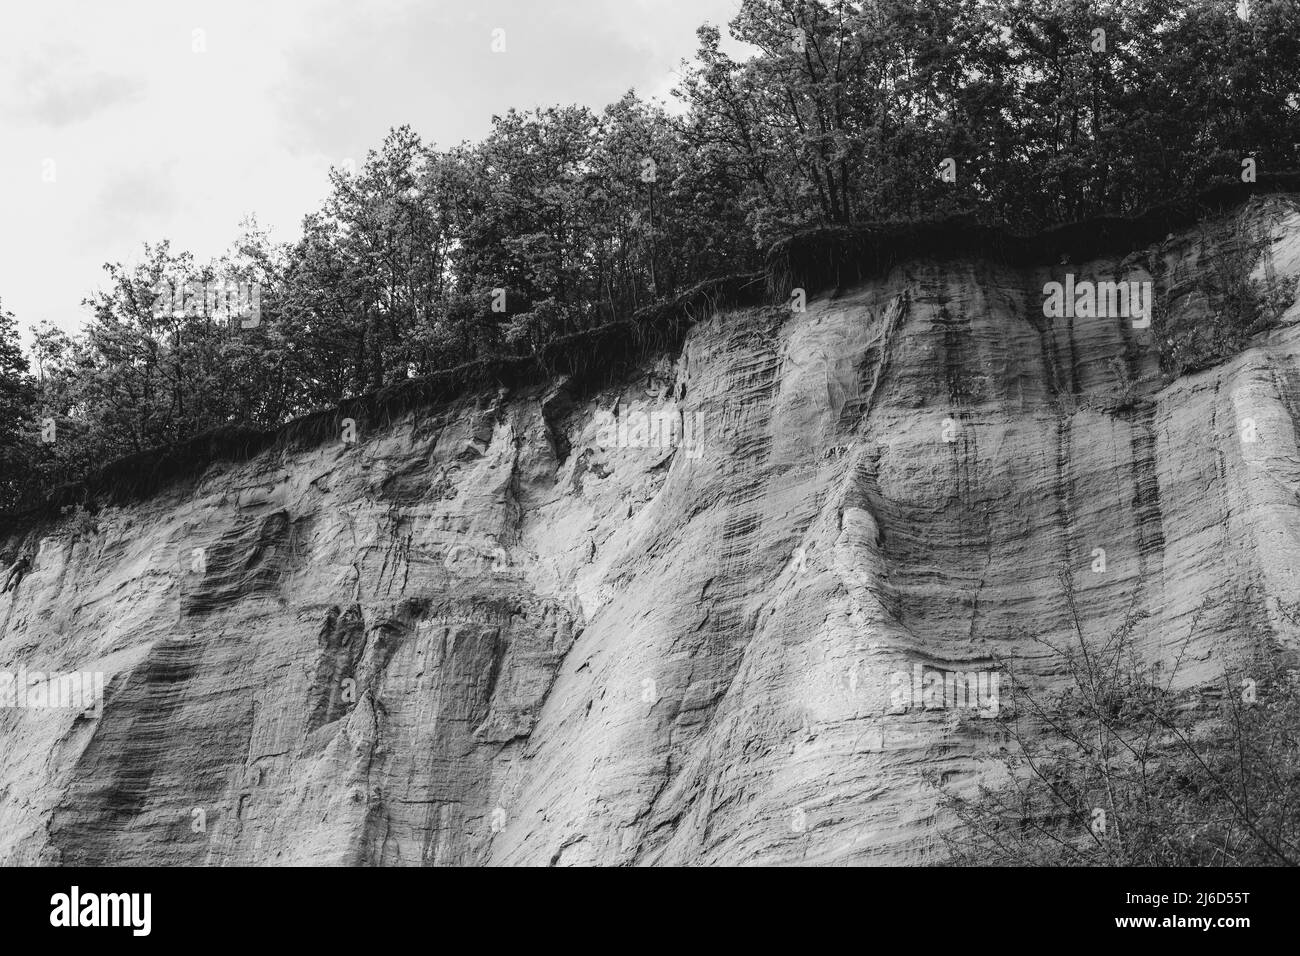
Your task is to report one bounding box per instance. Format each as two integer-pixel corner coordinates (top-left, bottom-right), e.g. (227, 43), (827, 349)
(1153, 215), (1300, 380)
(4, 0), (1300, 513)
(939, 584), (1300, 866)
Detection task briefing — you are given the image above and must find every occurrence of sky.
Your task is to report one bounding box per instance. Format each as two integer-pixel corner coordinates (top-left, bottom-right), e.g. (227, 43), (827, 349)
(0, 0), (745, 344)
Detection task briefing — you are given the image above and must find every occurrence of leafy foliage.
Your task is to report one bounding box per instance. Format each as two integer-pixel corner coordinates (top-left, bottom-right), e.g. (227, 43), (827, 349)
(0, 301), (33, 509)
(1154, 218), (1300, 379)
(939, 581), (1300, 866)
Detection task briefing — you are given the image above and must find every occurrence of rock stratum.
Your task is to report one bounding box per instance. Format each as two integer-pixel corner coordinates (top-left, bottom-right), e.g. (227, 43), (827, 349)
(3, 194), (1300, 866)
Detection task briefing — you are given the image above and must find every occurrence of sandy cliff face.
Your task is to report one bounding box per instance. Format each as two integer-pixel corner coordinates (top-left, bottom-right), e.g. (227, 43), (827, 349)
(2, 196), (1300, 865)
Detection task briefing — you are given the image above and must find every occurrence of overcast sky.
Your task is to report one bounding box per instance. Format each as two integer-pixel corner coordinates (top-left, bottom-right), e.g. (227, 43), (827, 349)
(0, 0), (744, 343)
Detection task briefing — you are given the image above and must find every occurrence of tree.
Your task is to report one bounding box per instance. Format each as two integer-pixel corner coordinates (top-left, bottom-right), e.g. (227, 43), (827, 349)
(0, 300), (35, 510)
(939, 580), (1300, 866)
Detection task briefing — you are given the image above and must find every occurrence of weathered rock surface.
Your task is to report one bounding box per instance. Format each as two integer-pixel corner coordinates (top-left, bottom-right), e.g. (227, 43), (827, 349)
(2, 196), (1299, 865)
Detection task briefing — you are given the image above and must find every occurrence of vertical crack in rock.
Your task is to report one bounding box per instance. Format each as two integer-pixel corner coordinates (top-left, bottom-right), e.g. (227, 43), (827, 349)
(1054, 414), (1077, 573)
(1128, 403), (1167, 605)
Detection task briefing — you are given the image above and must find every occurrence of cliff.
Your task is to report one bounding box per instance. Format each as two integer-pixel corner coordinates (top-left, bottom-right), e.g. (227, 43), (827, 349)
(2, 191), (1299, 865)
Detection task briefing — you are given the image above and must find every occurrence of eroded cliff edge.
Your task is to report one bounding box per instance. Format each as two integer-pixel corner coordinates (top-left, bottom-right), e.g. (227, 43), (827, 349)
(3, 194), (1300, 865)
